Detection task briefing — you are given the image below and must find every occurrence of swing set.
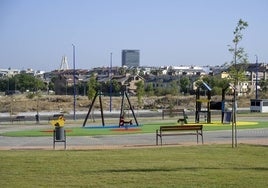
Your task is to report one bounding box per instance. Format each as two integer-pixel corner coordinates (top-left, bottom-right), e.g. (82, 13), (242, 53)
(82, 90), (139, 127)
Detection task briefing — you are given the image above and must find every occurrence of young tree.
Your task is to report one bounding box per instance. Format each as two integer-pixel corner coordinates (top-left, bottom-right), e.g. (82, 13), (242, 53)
(135, 81), (144, 108)
(260, 78), (268, 95)
(87, 76), (99, 101)
(0, 78), (9, 92)
(228, 19), (248, 148)
(179, 77), (191, 94)
(169, 80), (179, 96)
(144, 82), (154, 96)
(111, 79), (121, 93)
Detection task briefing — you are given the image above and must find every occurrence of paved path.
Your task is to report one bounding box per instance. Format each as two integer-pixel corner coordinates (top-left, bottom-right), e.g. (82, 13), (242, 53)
(0, 124), (267, 150)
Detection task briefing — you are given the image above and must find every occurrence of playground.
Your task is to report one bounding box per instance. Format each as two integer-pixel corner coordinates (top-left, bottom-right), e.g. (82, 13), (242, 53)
(0, 85), (267, 187)
(1, 119), (264, 137)
(1, 83), (267, 149)
(0, 116), (267, 148)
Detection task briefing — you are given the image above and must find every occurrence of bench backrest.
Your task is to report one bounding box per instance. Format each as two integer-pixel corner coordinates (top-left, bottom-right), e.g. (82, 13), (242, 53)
(162, 109), (185, 115)
(53, 114), (64, 117)
(16, 116), (25, 119)
(160, 125), (203, 132)
(162, 109), (186, 119)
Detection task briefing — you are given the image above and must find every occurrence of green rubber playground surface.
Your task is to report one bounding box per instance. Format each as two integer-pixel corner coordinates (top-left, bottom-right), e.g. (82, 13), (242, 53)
(1, 120), (266, 137)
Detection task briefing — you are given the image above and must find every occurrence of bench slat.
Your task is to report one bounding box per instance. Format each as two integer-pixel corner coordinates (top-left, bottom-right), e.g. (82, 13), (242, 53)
(159, 133), (201, 136)
(160, 125), (202, 130)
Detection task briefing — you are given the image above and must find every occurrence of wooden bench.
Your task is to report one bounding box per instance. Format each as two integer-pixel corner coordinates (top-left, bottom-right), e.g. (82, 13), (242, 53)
(156, 125), (203, 146)
(48, 114), (64, 122)
(162, 109), (188, 125)
(11, 116), (25, 124)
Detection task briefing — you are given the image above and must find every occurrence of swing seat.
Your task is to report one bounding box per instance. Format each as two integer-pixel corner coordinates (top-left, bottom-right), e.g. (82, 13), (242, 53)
(120, 119), (133, 126)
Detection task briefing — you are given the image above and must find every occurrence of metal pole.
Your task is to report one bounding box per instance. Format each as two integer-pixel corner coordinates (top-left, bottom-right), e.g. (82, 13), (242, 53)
(99, 94), (105, 126)
(109, 52), (112, 112)
(82, 92), (98, 127)
(125, 91), (139, 126)
(232, 42), (238, 148)
(7, 77), (9, 93)
(255, 55), (258, 100)
(72, 44), (76, 121)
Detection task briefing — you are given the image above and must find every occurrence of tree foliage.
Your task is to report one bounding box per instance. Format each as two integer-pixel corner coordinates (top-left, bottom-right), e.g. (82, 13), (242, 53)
(260, 78), (268, 93)
(0, 74), (46, 93)
(201, 75), (230, 95)
(135, 81), (144, 107)
(87, 76), (99, 100)
(228, 19), (249, 85)
(144, 82), (154, 96)
(179, 77), (191, 94)
(169, 80), (179, 95)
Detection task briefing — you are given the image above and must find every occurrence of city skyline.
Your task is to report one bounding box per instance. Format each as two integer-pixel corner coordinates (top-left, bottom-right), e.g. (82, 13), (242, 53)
(0, 0), (267, 71)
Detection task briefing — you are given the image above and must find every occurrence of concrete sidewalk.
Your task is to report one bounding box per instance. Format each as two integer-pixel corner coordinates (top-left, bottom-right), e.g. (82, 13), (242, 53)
(0, 128), (267, 150)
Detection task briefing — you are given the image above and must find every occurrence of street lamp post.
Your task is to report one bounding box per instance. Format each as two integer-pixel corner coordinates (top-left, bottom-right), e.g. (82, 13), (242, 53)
(255, 55), (258, 100)
(109, 52), (112, 112)
(72, 44), (76, 121)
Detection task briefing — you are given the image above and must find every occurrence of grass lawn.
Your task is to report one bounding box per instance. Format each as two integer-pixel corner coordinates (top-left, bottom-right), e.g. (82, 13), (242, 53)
(0, 144), (267, 187)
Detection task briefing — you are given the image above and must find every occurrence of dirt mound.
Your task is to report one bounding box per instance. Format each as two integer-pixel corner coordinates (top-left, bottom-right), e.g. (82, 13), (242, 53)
(0, 94), (251, 114)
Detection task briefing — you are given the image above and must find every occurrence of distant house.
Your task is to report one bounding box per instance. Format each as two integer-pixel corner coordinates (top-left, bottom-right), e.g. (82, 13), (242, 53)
(0, 68), (21, 78)
(246, 63), (268, 94)
(211, 63), (268, 96)
(91, 67), (122, 76)
(97, 74), (144, 94)
(53, 69), (90, 95)
(54, 75), (72, 95)
(124, 74), (144, 94)
(167, 66), (207, 76)
(145, 75), (179, 89)
(219, 71), (230, 79)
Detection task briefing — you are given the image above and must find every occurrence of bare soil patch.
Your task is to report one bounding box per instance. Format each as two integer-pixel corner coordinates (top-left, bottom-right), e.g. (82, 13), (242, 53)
(0, 94), (252, 114)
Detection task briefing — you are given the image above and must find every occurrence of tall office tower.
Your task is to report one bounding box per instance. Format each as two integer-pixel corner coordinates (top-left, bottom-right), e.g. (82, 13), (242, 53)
(122, 50), (140, 67)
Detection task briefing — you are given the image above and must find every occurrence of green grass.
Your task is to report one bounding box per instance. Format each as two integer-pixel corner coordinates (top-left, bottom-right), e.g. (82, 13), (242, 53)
(0, 144), (267, 187)
(1, 120), (267, 137)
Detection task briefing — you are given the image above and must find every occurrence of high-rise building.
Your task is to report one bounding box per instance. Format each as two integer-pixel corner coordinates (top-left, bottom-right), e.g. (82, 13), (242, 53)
(121, 50), (140, 67)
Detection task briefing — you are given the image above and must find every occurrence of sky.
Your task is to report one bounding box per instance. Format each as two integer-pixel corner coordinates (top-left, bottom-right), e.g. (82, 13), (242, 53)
(0, 0), (267, 71)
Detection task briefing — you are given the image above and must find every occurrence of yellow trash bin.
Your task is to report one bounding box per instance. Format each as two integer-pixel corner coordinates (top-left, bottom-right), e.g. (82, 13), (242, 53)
(51, 116), (65, 140)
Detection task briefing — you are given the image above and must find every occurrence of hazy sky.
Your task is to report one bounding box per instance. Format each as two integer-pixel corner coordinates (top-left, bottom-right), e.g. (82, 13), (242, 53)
(0, 0), (267, 71)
